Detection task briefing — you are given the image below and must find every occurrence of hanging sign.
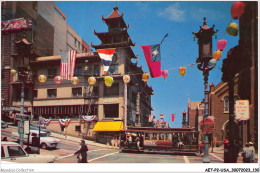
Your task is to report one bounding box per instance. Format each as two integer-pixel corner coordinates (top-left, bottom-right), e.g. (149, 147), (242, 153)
(58, 119), (71, 127)
(2, 18), (32, 33)
(235, 100), (250, 120)
(82, 115), (97, 122)
(199, 117), (215, 134)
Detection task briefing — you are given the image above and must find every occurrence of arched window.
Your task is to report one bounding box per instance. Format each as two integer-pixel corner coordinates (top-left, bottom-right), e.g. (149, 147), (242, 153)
(224, 96), (229, 112)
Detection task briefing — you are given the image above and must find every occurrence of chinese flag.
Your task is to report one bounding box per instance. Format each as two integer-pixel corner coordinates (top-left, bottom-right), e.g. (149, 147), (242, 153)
(171, 114), (175, 122)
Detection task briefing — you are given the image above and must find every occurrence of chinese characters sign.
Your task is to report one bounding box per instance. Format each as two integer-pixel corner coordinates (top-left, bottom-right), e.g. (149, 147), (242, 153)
(235, 100), (250, 120)
(2, 18), (32, 33)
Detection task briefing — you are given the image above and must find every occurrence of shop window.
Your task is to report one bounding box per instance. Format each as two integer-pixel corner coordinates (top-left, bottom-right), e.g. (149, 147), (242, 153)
(47, 89), (57, 98)
(108, 64), (118, 74)
(74, 67), (82, 76)
(145, 133), (151, 140)
(75, 126), (81, 132)
(72, 87), (82, 97)
(104, 104), (119, 118)
(159, 134), (165, 140)
(152, 133), (157, 140)
(48, 69), (56, 78)
(104, 83), (119, 97)
(94, 65), (100, 76)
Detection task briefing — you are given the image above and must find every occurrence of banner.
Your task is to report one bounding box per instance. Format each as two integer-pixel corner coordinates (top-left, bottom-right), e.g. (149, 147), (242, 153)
(82, 115), (97, 122)
(58, 119), (71, 127)
(171, 113), (175, 122)
(43, 119), (52, 125)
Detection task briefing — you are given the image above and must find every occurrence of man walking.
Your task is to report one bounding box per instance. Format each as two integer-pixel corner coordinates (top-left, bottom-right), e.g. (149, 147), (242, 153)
(241, 142), (252, 163)
(75, 140), (88, 163)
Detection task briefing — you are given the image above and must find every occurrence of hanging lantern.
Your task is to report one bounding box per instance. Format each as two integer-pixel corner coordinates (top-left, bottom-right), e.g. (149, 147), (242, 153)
(71, 76), (79, 85)
(142, 73), (149, 83)
(217, 39), (227, 51)
(38, 75), (47, 83)
(10, 69), (17, 76)
(104, 76), (114, 87)
(209, 59), (217, 68)
(123, 75), (131, 84)
(179, 67), (186, 77)
(213, 50), (222, 61)
(54, 76), (62, 85)
(88, 77), (96, 86)
(161, 70), (168, 80)
(226, 22), (238, 36)
(231, 1), (245, 20)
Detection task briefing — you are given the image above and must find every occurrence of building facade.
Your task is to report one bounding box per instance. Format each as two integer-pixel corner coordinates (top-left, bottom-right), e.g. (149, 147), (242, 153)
(23, 6), (153, 143)
(1, 1), (90, 116)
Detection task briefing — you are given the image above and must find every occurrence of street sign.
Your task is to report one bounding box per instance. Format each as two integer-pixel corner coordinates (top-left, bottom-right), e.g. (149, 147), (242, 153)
(15, 113), (29, 120)
(235, 100), (250, 120)
(199, 118), (215, 134)
(24, 120), (30, 134)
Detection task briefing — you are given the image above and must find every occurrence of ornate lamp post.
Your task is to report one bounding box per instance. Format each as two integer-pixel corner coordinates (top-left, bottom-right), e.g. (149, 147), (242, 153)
(11, 34), (35, 148)
(192, 17), (218, 163)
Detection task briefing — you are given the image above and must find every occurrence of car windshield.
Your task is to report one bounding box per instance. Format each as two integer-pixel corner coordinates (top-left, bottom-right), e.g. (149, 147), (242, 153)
(7, 146), (27, 157)
(40, 133), (48, 137)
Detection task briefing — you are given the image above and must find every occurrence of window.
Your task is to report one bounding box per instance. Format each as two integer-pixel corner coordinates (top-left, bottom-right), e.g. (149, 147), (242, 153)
(159, 134), (165, 140)
(48, 69), (56, 78)
(83, 65), (91, 75)
(15, 87), (29, 101)
(104, 104), (119, 118)
(47, 89), (57, 98)
(166, 134), (171, 141)
(224, 96), (229, 112)
(7, 146), (26, 157)
(108, 64), (118, 74)
(72, 87), (82, 97)
(145, 133), (151, 140)
(74, 67), (82, 76)
(74, 38), (77, 47)
(1, 146), (5, 157)
(94, 65), (100, 75)
(104, 83), (119, 97)
(152, 133), (157, 140)
(132, 93), (137, 105)
(33, 90), (38, 99)
(75, 126), (81, 132)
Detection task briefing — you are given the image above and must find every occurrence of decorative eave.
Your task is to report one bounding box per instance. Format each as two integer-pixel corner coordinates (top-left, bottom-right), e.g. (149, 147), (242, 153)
(93, 28), (129, 41)
(126, 47), (137, 59)
(14, 38), (32, 46)
(90, 38), (135, 49)
(101, 6), (127, 28)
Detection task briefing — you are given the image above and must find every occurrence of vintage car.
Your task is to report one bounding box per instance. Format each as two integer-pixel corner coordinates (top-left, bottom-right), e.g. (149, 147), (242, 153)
(30, 125), (51, 136)
(12, 130), (60, 149)
(1, 141), (55, 163)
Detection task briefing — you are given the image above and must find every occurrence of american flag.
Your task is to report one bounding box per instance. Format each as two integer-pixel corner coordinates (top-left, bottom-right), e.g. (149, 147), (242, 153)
(60, 50), (77, 80)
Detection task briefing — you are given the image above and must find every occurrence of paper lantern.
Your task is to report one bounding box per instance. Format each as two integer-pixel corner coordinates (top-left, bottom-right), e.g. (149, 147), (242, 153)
(226, 22), (238, 36)
(179, 67), (186, 77)
(71, 77), (79, 85)
(161, 70), (168, 80)
(231, 1), (245, 19)
(123, 75), (131, 84)
(104, 76), (114, 87)
(213, 50), (222, 61)
(217, 39), (227, 51)
(54, 76), (62, 84)
(38, 75), (47, 83)
(10, 69), (17, 76)
(142, 73), (149, 83)
(209, 59), (217, 68)
(88, 77), (96, 86)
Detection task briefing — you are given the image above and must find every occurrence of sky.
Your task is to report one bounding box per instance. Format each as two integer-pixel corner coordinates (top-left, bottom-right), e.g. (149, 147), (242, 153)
(55, 1), (239, 128)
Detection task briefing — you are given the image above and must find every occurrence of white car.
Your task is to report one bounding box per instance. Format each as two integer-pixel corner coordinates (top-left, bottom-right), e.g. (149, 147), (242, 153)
(12, 130), (60, 149)
(1, 141), (55, 163)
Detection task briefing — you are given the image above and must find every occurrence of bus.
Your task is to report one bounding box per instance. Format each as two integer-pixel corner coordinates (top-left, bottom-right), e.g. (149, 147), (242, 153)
(120, 127), (199, 154)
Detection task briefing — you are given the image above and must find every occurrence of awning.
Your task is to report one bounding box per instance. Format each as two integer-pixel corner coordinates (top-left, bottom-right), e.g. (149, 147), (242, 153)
(93, 121), (123, 132)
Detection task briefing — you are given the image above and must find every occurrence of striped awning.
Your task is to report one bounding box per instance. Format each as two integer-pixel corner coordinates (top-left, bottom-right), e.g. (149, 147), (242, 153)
(93, 121), (123, 132)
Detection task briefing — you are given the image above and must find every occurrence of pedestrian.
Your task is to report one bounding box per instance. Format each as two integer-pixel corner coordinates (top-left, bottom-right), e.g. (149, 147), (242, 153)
(114, 137), (118, 148)
(248, 142), (256, 163)
(232, 140), (240, 163)
(74, 140), (88, 163)
(224, 139), (230, 163)
(111, 138), (115, 148)
(242, 143), (251, 163)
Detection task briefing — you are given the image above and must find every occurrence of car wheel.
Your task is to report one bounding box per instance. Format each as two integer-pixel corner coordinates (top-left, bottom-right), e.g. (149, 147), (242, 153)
(41, 143), (47, 149)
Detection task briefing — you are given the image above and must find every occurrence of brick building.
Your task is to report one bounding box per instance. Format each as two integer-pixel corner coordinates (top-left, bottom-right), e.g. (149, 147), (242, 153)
(1, 2), (90, 116)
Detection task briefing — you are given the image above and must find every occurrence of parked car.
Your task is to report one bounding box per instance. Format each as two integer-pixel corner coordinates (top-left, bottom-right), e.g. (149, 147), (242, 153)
(1, 120), (8, 129)
(12, 130), (60, 149)
(31, 122), (45, 129)
(1, 141), (55, 163)
(30, 125), (51, 136)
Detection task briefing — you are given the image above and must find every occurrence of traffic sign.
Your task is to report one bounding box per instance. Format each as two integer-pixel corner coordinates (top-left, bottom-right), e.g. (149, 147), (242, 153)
(199, 118), (215, 134)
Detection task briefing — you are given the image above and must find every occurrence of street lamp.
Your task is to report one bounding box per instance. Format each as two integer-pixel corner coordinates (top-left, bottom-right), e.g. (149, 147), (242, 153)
(192, 17), (217, 163)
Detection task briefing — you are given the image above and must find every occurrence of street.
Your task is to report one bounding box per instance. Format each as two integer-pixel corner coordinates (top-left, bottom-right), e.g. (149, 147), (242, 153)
(2, 126), (226, 163)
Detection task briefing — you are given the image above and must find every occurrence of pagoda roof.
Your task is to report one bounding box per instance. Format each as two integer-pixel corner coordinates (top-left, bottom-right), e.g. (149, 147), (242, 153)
(192, 17), (217, 38)
(101, 6), (127, 28)
(90, 38), (135, 49)
(93, 27), (130, 41)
